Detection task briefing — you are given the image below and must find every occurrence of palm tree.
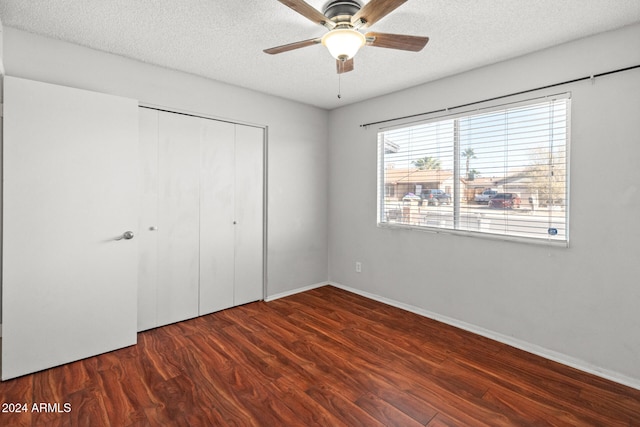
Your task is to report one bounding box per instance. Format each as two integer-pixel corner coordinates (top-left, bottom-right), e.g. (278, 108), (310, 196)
(462, 147), (477, 179)
(412, 156), (441, 170)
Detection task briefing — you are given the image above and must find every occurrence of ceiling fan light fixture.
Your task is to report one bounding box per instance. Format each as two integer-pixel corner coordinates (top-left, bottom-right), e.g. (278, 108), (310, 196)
(321, 28), (366, 61)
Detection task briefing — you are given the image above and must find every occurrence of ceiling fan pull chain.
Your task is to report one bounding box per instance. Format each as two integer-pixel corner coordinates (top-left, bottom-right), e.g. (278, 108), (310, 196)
(338, 74), (342, 99)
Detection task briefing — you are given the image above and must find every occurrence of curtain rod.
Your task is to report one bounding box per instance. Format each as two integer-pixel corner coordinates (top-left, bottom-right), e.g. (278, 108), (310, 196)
(360, 64), (640, 128)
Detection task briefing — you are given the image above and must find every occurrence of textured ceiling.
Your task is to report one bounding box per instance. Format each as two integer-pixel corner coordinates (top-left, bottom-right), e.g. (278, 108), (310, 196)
(0, 0), (639, 109)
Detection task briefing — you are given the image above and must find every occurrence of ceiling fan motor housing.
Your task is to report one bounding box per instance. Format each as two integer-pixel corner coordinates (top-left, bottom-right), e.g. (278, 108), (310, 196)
(323, 0), (363, 22)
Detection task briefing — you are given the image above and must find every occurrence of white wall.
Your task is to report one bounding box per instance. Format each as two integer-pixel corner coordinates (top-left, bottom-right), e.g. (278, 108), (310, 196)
(328, 24), (640, 387)
(1, 28), (330, 303)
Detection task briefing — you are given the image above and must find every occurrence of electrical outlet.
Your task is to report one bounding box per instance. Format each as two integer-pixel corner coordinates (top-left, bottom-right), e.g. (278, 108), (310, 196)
(355, 262), (362, 273)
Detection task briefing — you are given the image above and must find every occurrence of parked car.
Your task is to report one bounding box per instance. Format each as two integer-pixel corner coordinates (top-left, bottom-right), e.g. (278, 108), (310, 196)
(488, 193), (521, 209)
(474, 189), (498, 204)
(420, 189), (451, 206)
(401, 193), (422, 202)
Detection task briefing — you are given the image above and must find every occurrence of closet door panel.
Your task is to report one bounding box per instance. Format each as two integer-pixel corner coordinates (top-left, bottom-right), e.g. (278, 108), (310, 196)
(157, 112), (200, 326)
(199, 119), (236, 315)
(137, 108), (159, 331)
(234, 125), (264, 305)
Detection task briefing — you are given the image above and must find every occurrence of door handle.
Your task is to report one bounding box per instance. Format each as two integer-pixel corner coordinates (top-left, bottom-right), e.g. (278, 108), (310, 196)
(115, 231), (135, 241)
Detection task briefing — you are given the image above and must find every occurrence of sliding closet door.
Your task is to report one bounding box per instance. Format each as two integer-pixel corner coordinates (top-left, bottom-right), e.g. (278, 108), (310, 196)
(234, 125), (264, 306)
(200, 122), (264, 311)
(199, 120), (235, 315)
(2, 77), (138, 380)
(156, 111), (201, 326)
(137, 109), (265, 326)
(138, 108), (160, 331)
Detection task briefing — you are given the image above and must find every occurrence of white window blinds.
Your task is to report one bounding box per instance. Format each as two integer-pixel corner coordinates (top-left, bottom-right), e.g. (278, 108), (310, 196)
(378, 96), (570, 244)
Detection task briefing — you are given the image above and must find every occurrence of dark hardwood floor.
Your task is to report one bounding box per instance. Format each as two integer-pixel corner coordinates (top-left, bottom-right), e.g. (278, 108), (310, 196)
(1, 285), (639, 426)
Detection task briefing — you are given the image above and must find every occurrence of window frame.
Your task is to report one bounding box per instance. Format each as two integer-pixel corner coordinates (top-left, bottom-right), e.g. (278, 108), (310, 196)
(376, 93), (571, 247)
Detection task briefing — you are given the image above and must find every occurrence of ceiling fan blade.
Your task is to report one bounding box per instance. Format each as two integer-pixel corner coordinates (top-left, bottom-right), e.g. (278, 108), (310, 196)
(278, 0), (336, 29)
(337, 58), (355, 74)
(264, 38), (322, 55)
(351, 0), (407, 29)
(365, 32), (429, 51)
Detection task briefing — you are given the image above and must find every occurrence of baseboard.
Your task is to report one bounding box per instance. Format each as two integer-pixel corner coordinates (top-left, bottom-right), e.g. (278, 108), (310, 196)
(264, 281), (328, 302)
(327, 281), (640, 391)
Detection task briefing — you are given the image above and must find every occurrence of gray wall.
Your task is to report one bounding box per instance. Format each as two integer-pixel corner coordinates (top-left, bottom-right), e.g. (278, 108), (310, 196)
(328, 24), (640, 386)
(1, 27), (330, 301)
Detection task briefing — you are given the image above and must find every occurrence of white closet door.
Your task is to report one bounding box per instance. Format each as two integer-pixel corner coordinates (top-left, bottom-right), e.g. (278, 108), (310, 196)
(156, 112), (200, 326)
(199, 119), (236, 315)
(2, 77), (138, 380)
(137, 108), (160, 331)
(234, 125), (264, 306)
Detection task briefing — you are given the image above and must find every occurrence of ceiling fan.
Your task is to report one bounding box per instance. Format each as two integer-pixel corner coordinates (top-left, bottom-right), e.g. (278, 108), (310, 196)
(264, 0), (429, 74)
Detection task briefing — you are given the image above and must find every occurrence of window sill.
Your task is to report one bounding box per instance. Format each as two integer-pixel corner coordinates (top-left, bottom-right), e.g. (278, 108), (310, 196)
(377, 222), (569, 248)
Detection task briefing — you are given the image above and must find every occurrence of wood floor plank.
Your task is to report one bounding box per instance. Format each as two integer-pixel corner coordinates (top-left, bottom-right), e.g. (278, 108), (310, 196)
(1, 285), (639, 426)
(445, 352), (635, 426)
(373, 385), (439, 425)
(355, 391), (426, 426)
(63, 386), (111, 427)
(426, 412), (475, 426)
(481, 388), (614, 427)
(177, 339), (258, 425)
(220, 324), (329, 394)
(305, 384), (386, 427)
(339, 326), (492, 398)
(274, 374), (354, 427)
(364, 359), (514, 426)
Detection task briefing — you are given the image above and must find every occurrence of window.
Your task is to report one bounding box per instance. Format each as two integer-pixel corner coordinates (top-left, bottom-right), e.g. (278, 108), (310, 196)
(377, 95), (570, 244)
